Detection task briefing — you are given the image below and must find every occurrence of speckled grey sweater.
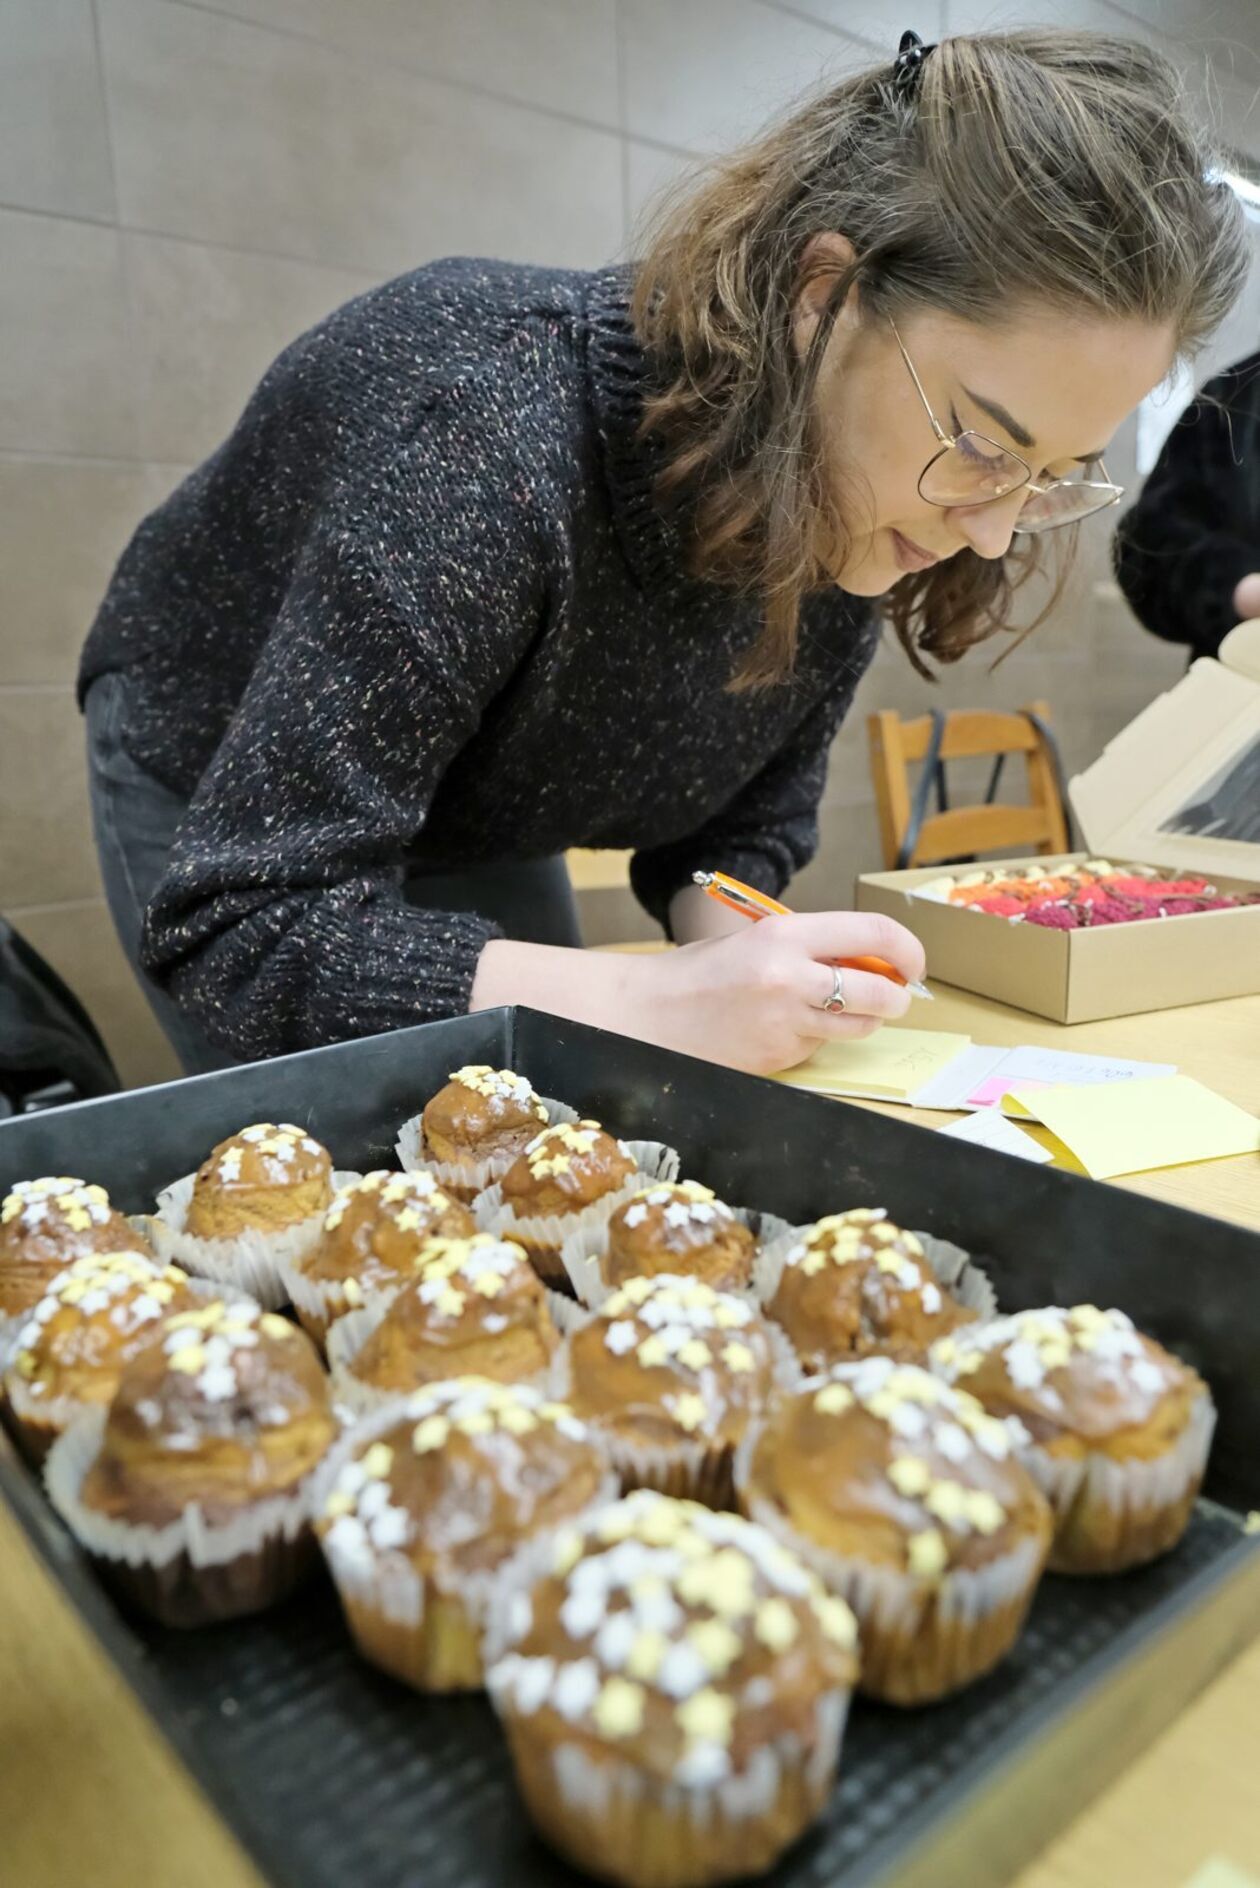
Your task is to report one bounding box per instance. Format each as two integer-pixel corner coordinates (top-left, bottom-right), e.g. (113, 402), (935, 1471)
(78, 259), (878, 1060)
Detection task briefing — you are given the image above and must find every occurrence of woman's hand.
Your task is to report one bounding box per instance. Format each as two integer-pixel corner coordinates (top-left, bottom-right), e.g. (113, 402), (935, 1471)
(618, 910), (927, 1075)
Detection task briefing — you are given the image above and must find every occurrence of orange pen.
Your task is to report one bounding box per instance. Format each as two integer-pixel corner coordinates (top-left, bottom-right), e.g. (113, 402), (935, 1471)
(692, 870), (933, 999)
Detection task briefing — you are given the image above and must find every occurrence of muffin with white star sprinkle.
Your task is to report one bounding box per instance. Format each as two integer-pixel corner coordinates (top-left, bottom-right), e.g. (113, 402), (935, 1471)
(929, 1307), (1214, 1574)
(1, 1248), (198, 1464)
(597, 1182), (756, 1296)
(397, 1064), (557, 1200)
(45, 1297), (337, 1625)
(281, 1168), (476, 1344)
(0, 1177), (151, 1319)
(480, 1118), (670, 1288)
(314, 1377), (615, 1690)
(485, 1490), (858, 1888)
(560, 1275), (782, 1507)
(145, 1123), (357, 1309)
(326, 1233), (560, 1414)
(735, 1357), (1051, 1704)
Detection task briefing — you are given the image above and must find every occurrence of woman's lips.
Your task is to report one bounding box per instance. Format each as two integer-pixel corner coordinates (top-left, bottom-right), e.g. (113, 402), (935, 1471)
(891, 528), (941, 572)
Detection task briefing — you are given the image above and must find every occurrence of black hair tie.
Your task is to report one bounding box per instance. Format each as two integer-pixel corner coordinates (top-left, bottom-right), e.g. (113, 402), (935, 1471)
(893, 28), (936, 95)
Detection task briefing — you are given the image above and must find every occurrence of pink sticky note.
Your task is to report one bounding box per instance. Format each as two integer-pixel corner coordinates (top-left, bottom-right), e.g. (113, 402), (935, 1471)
(967, 1074), (1054, 1110)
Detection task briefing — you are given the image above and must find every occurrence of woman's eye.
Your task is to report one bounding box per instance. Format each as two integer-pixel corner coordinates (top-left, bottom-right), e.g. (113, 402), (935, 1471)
(956, 431), (1007, 468)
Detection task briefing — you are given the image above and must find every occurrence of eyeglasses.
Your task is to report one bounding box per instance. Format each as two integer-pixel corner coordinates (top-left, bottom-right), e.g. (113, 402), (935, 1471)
(889, 318), (1124, 533)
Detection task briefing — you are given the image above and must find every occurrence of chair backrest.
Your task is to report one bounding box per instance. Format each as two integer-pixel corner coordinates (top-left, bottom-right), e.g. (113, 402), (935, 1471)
(866, 700), (1071, 869)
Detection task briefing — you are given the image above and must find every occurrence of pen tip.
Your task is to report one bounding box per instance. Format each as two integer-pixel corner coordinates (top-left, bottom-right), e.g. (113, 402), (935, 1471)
(910, 981), (933, 999)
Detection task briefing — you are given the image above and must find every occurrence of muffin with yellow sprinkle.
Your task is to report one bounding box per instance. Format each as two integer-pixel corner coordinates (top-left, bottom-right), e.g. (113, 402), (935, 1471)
(735, 1355), (1050, 1704)
(591, 1181), (756, 1299)
(561, 1275), (781, 1507)
(757, 1208), (987, 1375)
(281, 1169), (476, 1343)
(481, 1119), (659, 1287)
(397, 1065), (557, 1200)
(485, 1489), (858, 1888)
(929, 1307), (1213, 1574)
(314, 1376), (615, 1690)
(45, 1297), (337, 1625)
(146, 1123), (356, 1309)
(326, 1233), (561, 1414)
(0, 1177), (149, 1319)
(1, 1248), (198, 1464)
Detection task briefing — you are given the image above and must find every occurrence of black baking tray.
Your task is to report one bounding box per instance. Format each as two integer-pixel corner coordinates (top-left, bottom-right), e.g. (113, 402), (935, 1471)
(2, 1007), (1259, 1888)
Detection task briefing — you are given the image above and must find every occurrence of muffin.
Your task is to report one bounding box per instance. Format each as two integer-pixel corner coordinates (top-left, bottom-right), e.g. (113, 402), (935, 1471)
(315, 1376), (616, 1690)
(493, 1121), (639, 1286)
(148, 1123), (345, 1308)
(601, 1183), (755, 1295)
(735, 1357), (1052, 1704)
(486, 1490), (859, 1888)
(0, 1177), (148, 1319)
(929, 1306), (1215, 1574)
(762, 1209), (978, 1375)
(283, 1169), (477, 1343)
(562, 1275), (778, 1506)
(404, 1065), (553, 1199)
(2, 1249), (197, 1464)
(184, 1123), (334, 1238)
(327, 1234), (561, 1414)
(46, 1297), (337, 1626)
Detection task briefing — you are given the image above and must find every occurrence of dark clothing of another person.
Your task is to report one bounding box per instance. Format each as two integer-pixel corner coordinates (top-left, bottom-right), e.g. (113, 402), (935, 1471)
(1114, 349), (1260, 661)
(78, 259), (878, 1064)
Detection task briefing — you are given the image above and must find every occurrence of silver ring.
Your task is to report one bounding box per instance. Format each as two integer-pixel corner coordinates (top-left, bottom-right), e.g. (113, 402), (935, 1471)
(820, 966), (847, 1014)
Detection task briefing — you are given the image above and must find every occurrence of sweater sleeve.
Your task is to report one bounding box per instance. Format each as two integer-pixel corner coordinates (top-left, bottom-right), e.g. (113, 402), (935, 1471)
(629, 688), (847, 935)
(1113, 386), (1260, 660)
(140, 393), (545, 1059)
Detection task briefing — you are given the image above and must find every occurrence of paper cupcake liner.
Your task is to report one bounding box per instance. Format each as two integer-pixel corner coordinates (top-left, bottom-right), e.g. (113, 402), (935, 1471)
(735, 1441), (1048, 1705)
(474, 1141), (681, 1288)
(311, 1396), (619, 1690)
(43, 1406), (327, 1627)
(558, 1203), (795, 1312)
(141, 1170), (361, 1311)
(325, 1299), (557, 1417)
(1021, 1390), (1215, 1574)
(1, 1278), (249, 1467)
(753, 1223), (998, 1345)
(395, 1097), (581, 1199)
(495, 1688), (850, 1888)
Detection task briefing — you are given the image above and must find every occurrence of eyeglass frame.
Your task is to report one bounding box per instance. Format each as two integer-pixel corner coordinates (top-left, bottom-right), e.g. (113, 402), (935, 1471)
(887, 316), (1124, 532)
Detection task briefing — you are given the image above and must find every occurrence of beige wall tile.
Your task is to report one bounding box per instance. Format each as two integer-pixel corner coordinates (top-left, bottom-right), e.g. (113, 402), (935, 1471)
(764, 1), (939, 47)
(173, 0), (620, 127)
(0, 209), (134, 455)
(125, 234), (378, 464)
(620, 0), (868, 153)
(944, 0), (1171, 42)
(0, 457), (186, 686)
(100, 0), (622, 273)
(0, 0), (115, 219)
(0, 688), (101, 907)
(624, 139), (707, 249)
(10, 898), (181, 1090)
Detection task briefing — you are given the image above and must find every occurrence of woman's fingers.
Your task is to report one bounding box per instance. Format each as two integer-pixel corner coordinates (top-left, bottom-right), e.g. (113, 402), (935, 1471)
(806, 960), (913, 1021)
(775, 909), (927, 986)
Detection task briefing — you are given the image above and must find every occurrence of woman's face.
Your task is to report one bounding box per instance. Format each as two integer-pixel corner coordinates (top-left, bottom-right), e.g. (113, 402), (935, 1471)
(806, 291), (1176, 596)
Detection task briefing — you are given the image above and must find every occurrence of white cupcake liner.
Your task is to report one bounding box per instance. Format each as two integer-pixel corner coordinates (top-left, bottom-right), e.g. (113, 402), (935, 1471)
(325, 1296), (560, 1417)
(558, 1202), (796, 1312)
(1, 1277), (250, 1461)
(542, 1289), (594, 1340)
(395, 1096), (581, 1197)
(753, 1223), (998, 1333)
(141, 1169), (360, 1311)
(1021, 1390), (1215, 1571)
(473, 1140), (681, 1284)
(311, 1396), (620, 1643)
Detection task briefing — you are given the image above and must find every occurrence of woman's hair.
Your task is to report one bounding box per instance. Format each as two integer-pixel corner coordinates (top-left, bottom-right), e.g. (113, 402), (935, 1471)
(632, 30), (1248, 687)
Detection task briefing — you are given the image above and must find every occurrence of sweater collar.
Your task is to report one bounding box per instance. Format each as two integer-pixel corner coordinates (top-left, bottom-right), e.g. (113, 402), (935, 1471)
(582, 266), (686, 589)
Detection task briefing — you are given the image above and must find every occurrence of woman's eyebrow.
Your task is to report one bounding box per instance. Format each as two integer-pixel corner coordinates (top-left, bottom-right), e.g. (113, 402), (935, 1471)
(959, 383), (1036, 450)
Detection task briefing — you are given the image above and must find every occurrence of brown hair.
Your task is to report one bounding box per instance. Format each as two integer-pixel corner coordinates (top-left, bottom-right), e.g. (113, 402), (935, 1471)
(632, 30), (1247, 687)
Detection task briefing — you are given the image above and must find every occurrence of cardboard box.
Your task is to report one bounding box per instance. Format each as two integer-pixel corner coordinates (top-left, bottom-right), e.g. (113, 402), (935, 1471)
(856, 656), (1260, 1023)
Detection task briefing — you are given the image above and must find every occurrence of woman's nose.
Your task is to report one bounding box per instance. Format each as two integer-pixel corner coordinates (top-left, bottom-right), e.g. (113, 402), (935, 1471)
(949, 492), (1025, 561)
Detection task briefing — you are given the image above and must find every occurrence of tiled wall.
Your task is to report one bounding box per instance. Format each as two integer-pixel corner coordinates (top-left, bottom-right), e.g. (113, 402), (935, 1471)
(3, 0), (1259, 1081)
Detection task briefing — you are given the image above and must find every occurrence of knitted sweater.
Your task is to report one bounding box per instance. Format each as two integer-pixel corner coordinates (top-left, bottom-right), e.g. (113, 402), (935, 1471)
(79, 259), (879, 1060)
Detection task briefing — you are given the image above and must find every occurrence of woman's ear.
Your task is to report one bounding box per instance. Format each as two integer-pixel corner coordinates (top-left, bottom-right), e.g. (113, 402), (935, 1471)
(793, 232), (860, 357)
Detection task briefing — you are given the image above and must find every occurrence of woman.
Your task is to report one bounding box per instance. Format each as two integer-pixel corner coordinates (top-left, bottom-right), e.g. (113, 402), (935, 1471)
(79, 30), (1244, 1079)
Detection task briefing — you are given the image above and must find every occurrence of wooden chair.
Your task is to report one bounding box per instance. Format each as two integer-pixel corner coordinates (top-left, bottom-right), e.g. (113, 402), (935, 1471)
(866, 700), (1071, 869)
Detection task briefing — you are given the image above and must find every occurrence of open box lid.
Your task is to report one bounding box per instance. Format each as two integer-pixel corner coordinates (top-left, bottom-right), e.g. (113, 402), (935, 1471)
(1068, 648), (1260, 888)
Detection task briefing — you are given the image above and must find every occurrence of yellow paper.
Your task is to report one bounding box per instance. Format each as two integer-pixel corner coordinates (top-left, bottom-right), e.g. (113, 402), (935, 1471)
(1183, 1860), (1260, 1888)
(1000, 1075), (1260, 1179)
(774, 1029), (971, 1101)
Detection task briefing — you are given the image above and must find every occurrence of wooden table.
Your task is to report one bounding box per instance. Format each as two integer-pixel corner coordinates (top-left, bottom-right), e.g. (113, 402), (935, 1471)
(2, 987), (1258, 1888)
